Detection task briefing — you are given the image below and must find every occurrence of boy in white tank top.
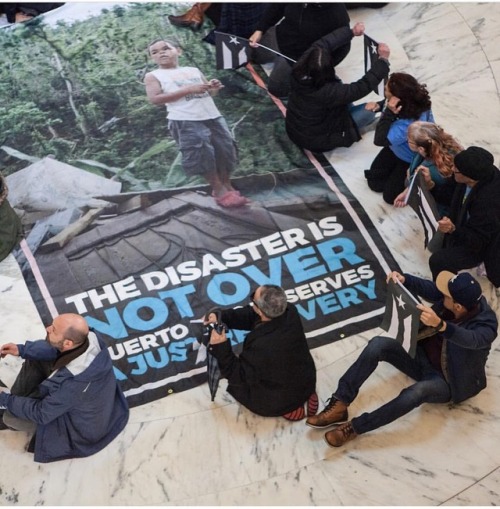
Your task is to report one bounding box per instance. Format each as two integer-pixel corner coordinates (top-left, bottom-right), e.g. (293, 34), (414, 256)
(145, 39), (249, 208)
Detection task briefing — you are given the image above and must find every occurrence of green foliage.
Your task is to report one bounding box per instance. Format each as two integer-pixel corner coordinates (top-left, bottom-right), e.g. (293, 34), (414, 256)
(0, 3), (309, 190)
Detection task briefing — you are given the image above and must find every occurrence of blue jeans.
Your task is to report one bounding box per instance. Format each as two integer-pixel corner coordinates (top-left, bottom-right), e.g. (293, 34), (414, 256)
(350, 103), (377, 129)
(334, 336), (451, 434)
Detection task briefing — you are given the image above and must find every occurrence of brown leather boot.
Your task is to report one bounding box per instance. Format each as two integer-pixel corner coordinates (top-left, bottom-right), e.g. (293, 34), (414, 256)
(168, 3), (211, 31)
(305, 397), (348, 429)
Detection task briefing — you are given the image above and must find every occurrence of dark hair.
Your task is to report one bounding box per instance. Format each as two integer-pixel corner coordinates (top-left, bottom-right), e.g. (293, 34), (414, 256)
(147, 38), (181, 54)
(292, 46), (338, 88)
(254, 285), (287, 318)
(387, 72), (432, 119)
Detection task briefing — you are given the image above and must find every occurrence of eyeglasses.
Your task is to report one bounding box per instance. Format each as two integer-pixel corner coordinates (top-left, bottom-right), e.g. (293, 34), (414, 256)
(250, 288), (259, 308)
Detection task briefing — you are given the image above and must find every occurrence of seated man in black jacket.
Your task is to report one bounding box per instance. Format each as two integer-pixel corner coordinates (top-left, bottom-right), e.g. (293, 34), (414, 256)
(206, 285), (317, 420)
(306, 271), (498, 448)
(430, 146), (500, 288)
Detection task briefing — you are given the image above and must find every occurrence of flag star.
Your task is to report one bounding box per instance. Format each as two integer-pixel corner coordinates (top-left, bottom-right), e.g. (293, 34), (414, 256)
(371, 42), (377, 54)
(229, 36), (240, 45)
(396, 294), (406, 309)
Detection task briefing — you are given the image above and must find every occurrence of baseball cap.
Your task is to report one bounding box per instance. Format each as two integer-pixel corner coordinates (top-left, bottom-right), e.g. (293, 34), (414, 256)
(436, 271), (482, 309)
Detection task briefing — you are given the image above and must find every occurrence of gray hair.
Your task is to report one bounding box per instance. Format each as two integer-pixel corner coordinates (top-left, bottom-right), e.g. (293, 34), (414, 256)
(255, 285), (287, 318)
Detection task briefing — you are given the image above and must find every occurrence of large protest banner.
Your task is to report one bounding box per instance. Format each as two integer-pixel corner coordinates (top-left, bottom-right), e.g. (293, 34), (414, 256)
(1, 3), (400, 407)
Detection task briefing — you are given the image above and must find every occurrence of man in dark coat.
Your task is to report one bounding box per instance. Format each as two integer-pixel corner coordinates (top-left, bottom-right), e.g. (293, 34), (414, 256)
(306, 271), (498, 447)
(206, 285), (317, 419)
(285, 24), (390, 153)
(429, 146), (500, 287)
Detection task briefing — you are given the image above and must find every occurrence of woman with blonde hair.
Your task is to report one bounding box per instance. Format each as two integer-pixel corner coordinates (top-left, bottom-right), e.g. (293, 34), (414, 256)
(393, 121), (464, 215)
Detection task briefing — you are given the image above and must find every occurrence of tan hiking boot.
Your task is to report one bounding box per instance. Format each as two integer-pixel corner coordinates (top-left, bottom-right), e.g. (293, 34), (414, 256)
(305, 397), (348, 429)
(324, 421), (358, 447)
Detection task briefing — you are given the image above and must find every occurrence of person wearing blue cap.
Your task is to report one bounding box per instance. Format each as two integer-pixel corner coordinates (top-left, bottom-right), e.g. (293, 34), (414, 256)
(305, 270), (498, 448)
(429, 146), (500, 287)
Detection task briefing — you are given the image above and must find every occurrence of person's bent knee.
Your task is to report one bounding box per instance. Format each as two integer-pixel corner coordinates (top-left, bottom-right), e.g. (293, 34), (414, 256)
(366, 335), (397, 354)
(366, 178), (384, 193)
(2, 411), (37, 433)
(429, 251), (445, 279)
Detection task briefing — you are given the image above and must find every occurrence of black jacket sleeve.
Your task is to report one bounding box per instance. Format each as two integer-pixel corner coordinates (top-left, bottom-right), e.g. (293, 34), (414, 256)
(255, 4), (286, 33)
(373, 108), (398, 147)
(312, 25), (353, 54)
(321, 58), (390, 106)
(209, 339), (259, 386)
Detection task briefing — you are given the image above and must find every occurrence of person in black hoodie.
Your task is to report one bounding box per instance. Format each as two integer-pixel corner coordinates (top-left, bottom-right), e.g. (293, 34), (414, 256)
(249, 3), (351, 98)
(206, 285), (317, 421)
(285, 23), (390, 153)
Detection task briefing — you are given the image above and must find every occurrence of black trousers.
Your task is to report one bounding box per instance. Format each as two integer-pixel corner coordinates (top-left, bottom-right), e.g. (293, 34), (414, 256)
(2, 359), (52, 433)
(429, 245), (483, 280)
(366, 147), (409, 204)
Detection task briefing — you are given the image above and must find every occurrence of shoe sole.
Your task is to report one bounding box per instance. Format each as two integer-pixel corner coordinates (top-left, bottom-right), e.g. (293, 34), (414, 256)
(305, 417), (348, 430)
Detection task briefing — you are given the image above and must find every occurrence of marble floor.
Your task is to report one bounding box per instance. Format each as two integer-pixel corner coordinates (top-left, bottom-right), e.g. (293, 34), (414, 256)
(1, 2), (500, 506)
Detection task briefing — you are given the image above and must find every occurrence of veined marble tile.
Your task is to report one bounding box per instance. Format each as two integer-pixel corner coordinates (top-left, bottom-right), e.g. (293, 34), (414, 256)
(442, 466), (500, 505)
(108, 408), (253, 505)
(453, 3), (500, 62)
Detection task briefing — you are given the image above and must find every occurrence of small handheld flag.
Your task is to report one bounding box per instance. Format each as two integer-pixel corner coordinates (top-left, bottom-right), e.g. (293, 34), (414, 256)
(364, 34), (386, 97)
(215, 31), (250, 70)
(406, 171), (440, 249)
(380, 279), (421, 357)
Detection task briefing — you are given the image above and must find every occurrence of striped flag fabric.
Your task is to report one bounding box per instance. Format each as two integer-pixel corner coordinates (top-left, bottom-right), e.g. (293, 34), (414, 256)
(405, 171), (440, 249)
(215, 31), (249, 70)
(364, 34), (386, 97)
(380, 279), (421, 357)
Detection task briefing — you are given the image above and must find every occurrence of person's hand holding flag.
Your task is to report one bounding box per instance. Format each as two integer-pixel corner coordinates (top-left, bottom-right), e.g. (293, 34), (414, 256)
(386, 270), (405, 285)
(352, 21), (365, 37)
(417, 303), (447, 332)
(437, 216), (456, 234)
(248, 30), (262, 48)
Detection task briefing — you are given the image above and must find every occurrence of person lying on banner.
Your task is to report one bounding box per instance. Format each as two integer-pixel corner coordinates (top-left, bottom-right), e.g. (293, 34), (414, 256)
(429, 146), (500, 288)
(205, 284), (318, 421)
(306, 270), (498, 448)
(0, 313), (129, 463)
